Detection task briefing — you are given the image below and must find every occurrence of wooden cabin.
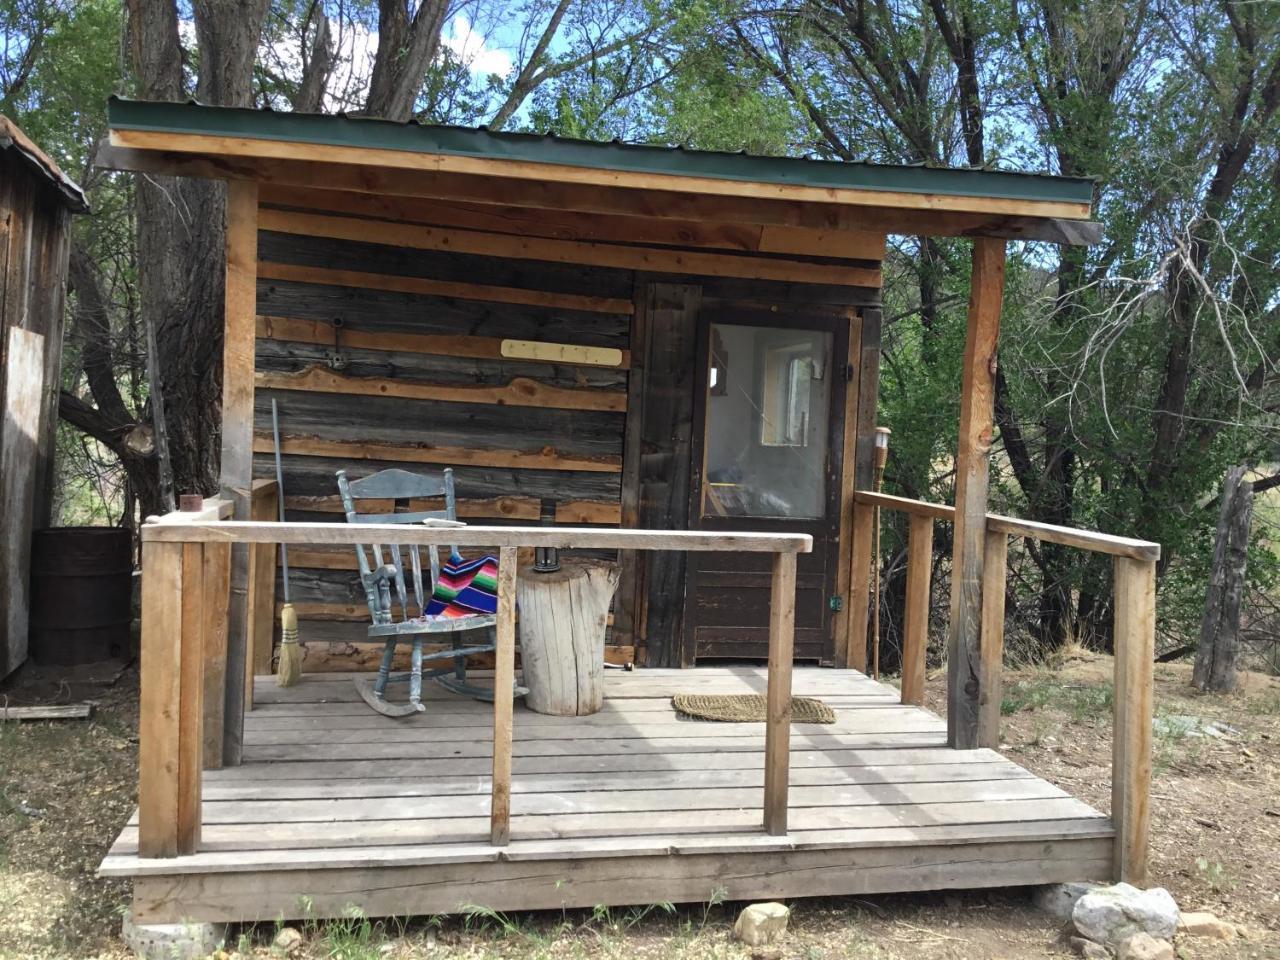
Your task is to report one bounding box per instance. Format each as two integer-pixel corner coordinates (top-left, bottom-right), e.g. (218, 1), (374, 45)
(1, 118), (87, 680)
(96, 98), (1160, 926)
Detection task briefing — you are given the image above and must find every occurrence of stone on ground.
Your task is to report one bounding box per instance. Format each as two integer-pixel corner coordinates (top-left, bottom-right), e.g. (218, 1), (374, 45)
(121, 910), (226, 960)
(733, 902), (790, 946)
(274, 926), (304, 953)
(1036, 882), (1100, 921)
(1116, 932), (1174, 960)
(1069, 935), (1112, 958)
(1177, 911), (1237, 940)
(1072, 883), (1179, 947)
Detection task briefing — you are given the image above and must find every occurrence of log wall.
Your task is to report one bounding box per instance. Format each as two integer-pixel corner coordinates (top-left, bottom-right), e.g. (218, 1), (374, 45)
(0, 146), (77, 679)
(252, 201), (883, 669)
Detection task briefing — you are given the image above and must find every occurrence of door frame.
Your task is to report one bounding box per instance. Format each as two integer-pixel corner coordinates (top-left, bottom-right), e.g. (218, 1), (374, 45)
(680, 305), (855, 666)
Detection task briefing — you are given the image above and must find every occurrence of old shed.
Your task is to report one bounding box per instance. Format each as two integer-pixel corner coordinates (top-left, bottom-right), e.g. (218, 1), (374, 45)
(96, 98), (1161, 924)
(0, 118), (87, 680)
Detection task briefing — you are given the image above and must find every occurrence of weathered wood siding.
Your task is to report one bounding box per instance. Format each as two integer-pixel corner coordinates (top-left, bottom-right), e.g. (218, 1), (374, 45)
(252, 203), (883, 669)
(0, 149), (75, 679)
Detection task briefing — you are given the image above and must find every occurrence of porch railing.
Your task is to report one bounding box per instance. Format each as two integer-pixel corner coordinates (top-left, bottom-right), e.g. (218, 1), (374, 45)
(851, 489), (1159, 884)
(135, 503), (811, 858)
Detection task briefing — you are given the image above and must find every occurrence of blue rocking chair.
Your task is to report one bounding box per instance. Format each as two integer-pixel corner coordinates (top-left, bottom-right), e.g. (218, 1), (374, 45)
(336, 467), (525, 718)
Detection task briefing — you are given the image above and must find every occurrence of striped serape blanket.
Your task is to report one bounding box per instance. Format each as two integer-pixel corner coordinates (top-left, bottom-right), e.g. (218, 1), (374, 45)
(424, 553), (499, 618)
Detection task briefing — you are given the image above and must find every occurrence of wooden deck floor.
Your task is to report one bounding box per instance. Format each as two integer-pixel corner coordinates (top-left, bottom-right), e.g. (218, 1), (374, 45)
(102, 667), (1114, 923)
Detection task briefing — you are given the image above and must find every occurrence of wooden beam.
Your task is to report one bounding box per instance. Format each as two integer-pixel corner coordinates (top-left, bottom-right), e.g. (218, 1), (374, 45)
(258, 208), (883, 288)
(283, 494), (622, 526)
(855, 491), (1161, 562)
(490, 547), (517, 846)
(137, 540), (183, 857)
(900, 514), (933, 707)
(256, 260), (631, 316)
(140, 520), (815, 554)
(977, 529), (1008, 748)
(763, 551), (797, 835)
(220, 179), (259, 767)
(257, 315), (631, 369)
(246, 480), (278, 699)
(110, 128), (1093, 221)
(847, 499), (874, 674)
(831, 314), (862, 668)
(985, 515), (1160, 563)
(947, 238), (1005, 750)
(1112, 557), (1155, 885)
(98, 143), (1103, 246)
(177, 542), (204, 854)
(200, 541), (231, 769)
(253, 433), (623, 474)
(261, 184), (889, 262)
(256, 365), (626, 413)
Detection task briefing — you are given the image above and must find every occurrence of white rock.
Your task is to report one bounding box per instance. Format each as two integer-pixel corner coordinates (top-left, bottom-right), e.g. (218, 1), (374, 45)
(274, 926), (304, 954)
(120, 910), (227, 960)
(1072, 883), (1179, 947)
(733, 902), (790, 947)
(1070, 935), (1112, 959)
(1116, 932), (1173, 960)
(1177, 911), (1237, 940)
(1036, 882), (1101, 920)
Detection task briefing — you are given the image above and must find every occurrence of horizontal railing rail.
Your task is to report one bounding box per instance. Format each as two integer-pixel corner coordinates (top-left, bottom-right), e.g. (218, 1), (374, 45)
(851, 489), (1157, 885)
(135, 510), (811, 860)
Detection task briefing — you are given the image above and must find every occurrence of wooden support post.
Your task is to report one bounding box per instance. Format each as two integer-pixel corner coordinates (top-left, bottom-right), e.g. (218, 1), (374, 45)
(763, 551), (797, 835)
(201, 541), (231, 769)
(177, 542), (204, 854)
(219, 180), (259, 765)
(490, 547), (517, 846)
(138, 539), (202, 857)
(946, 237), (1005, 749)
(847, 503), (874, 673)
(900, 514), (933, 706)
(1112, 556), (1155, 884)
(977, 529), (1008, 747)
(245, 478), (279, 709)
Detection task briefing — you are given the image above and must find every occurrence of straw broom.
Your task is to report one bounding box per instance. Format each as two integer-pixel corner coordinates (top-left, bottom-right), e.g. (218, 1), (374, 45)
(272, 399), (302, 687)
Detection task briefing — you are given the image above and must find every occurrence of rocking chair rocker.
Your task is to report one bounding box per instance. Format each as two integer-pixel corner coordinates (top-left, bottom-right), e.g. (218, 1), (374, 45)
(336, 467), (525, 718)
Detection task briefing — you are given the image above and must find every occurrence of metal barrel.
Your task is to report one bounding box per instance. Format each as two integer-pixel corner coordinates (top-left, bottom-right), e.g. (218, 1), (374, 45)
(28, 527), (133, 665)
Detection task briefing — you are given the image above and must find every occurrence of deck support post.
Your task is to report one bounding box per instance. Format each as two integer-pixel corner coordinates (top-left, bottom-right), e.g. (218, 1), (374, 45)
(219, 180), (259, 762)
(847, 504), (874, 674)
(245, 478), (280, 705)
(200, 542), (231, 770)
(900, 514), (933, 706)
(138, 537), (203, 857)
(490, 547), (517, 846)
(1112, 556), (1155, 884)
(764, 551), (797, 835)
(947, 238), (1005, 749)
(977, 529), (1008, 747)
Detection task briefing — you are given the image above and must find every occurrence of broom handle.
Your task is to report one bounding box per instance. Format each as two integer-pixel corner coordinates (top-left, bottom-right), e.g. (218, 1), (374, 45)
(271, 399), (291, 604)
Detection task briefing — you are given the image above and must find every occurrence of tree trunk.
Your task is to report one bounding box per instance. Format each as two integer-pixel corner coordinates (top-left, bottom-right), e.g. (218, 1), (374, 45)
(121, 0), (270, 514)
(1192, 466), (1254, 693)
(516, 559), (619, 716)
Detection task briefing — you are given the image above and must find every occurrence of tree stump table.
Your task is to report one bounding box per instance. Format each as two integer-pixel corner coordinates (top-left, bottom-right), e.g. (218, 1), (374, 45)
(516, 559), (619, 716)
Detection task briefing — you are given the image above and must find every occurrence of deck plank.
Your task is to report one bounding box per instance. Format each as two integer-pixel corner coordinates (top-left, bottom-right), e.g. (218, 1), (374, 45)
(102, 665), (1112, 921)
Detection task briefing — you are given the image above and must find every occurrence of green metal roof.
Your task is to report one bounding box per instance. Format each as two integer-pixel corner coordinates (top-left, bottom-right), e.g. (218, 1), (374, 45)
(108, 98), (1096, 209)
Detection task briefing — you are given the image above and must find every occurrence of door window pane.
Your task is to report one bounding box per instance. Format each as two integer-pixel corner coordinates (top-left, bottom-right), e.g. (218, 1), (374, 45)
(702, 323), (832, 519)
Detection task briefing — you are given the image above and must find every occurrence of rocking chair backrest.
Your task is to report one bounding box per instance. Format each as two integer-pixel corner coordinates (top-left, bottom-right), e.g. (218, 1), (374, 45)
(336, 468), (460, 625)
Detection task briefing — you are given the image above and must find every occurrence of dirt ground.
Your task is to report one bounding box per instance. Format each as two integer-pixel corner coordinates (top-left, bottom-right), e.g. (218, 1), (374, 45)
(1, 652), (1278, 960)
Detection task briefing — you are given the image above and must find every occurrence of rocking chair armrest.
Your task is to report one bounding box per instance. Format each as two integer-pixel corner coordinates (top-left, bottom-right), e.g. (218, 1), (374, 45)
(369, 563), (399, 585)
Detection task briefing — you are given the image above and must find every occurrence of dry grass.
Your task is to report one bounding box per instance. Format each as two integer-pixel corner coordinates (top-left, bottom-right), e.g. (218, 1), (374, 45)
(1, 653), (1278, 960)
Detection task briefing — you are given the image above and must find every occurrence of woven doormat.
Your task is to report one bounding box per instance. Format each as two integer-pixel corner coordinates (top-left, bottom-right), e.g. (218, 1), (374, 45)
(672, 693), (836, 724)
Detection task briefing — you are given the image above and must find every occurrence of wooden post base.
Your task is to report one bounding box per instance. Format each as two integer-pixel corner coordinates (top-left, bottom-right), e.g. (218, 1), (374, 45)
(516, 559), (620, 716)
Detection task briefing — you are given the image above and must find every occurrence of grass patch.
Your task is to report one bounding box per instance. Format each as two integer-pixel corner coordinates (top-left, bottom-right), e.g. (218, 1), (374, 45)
(1000, 675), (1113, 723)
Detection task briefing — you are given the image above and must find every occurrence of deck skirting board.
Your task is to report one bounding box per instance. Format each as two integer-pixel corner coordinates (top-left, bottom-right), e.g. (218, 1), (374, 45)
(129, 837), (1114, 924)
